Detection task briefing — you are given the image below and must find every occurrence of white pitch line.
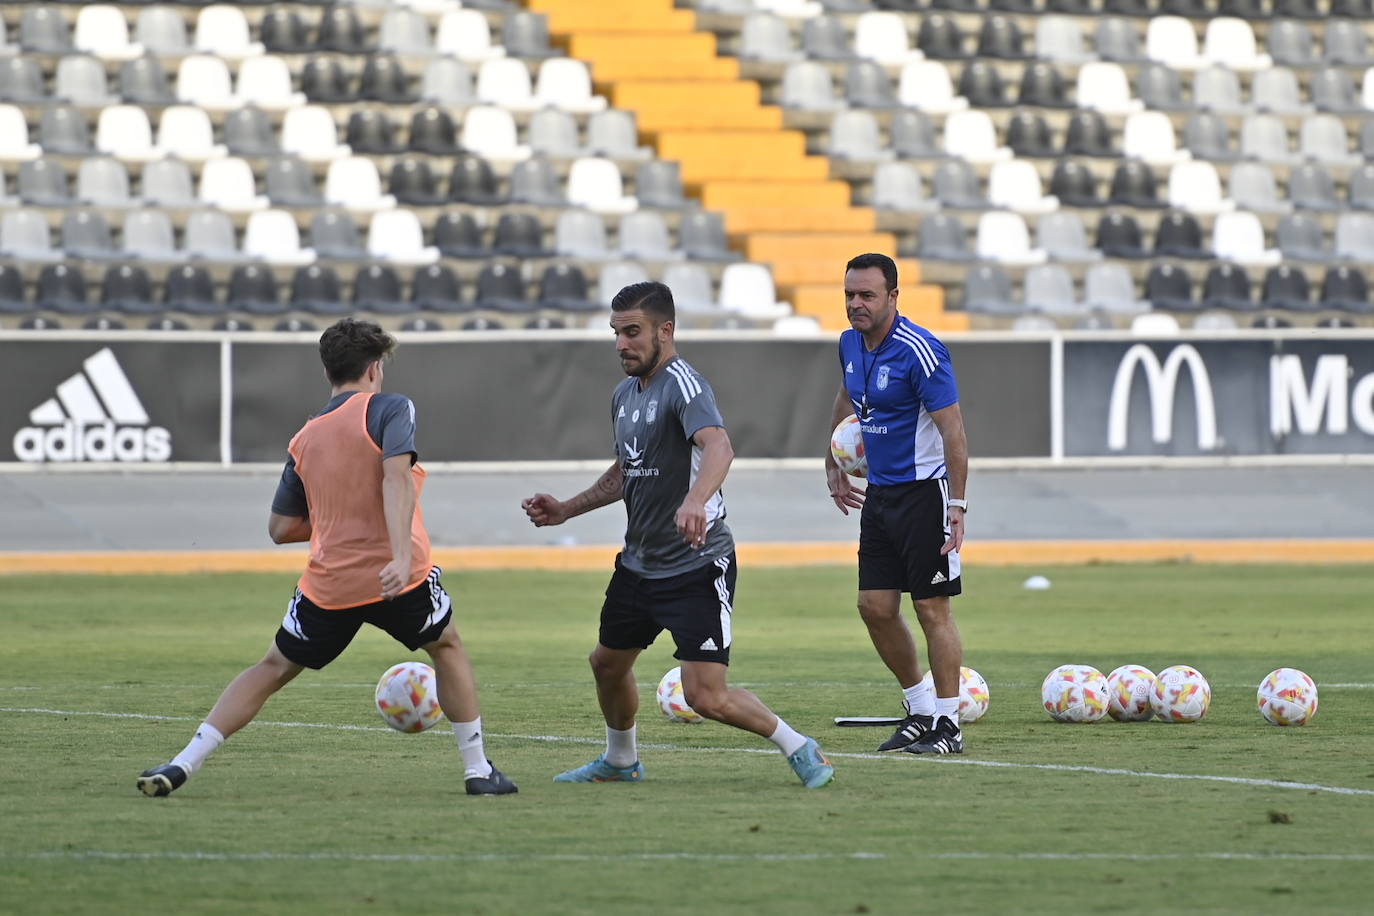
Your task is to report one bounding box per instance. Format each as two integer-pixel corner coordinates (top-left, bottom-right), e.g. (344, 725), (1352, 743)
(5, 706), (1374, 798)
(3, 681), (1373, 692)
(3, 850), (1372, 865)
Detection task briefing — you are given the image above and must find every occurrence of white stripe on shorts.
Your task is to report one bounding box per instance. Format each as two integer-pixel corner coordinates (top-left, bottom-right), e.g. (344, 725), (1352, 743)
(713, 555), (733, 649)
(280, 589), (306, 640)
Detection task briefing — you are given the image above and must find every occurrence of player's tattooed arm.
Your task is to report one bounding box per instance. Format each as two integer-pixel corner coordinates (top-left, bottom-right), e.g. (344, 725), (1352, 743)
(522, 461), (623, 526)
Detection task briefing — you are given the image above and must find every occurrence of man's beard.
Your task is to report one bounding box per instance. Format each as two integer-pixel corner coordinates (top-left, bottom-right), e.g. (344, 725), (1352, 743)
(623, 338), (662, 378)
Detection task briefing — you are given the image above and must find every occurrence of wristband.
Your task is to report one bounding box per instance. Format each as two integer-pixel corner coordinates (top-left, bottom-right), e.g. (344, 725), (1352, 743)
(947, 498), (967, 512)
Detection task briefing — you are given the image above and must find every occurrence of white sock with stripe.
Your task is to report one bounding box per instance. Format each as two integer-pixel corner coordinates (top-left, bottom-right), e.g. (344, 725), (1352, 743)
(170, 721), (224, 776)
(452, 718), (492, 779)
(605, 724), (637, 768)
(935, 696), (960, 727)
(903, 679), (936, 716)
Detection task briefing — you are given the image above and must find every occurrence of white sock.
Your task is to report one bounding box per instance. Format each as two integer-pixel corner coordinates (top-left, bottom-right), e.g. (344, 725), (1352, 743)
(903, 679), (936, 716)
(605, 724), (637, 768)
(935, 696), (960, 727)
(767, 717), (808, 757)
(170, 721), (224, 776)
(452, 718), (492, 779)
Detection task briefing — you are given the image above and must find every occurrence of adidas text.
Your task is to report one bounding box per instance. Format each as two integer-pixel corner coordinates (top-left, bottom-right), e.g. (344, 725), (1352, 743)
(13, 421), (171, 463)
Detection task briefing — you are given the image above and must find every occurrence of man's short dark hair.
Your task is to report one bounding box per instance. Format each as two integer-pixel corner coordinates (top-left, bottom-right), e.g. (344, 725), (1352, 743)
(319, 318), (396, 386)
(611, 280), (675, 324)
(845, 253), (899, 292)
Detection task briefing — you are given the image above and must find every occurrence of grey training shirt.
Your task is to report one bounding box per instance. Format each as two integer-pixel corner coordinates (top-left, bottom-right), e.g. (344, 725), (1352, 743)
(611, 356), (734, 578)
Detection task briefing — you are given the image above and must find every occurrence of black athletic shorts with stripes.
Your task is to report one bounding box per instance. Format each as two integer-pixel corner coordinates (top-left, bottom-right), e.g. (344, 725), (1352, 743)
(274, 566), (454, 669)
(599, 551), (736, 665)
(859, 480), (962, 600)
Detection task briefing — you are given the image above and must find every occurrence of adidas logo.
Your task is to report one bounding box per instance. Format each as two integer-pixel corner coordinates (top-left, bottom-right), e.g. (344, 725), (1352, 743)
(845, 361), (854, 374)
(699, 637), (718, 651)
(12, 348), (171, 463)
(930, 572), (947, 585)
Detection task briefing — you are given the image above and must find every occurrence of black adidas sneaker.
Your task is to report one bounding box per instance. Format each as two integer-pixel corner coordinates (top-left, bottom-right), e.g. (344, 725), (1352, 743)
(904, 716), (963, 755)
(876, 713), (934, 752)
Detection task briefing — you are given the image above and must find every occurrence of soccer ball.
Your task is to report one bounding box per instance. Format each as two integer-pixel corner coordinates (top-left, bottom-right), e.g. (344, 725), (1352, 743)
(656, 666), (703, 724)
(830, 415), (867, 478)
(920, 666), (991, 723)
(1106, 664), (1158, 722)
(1257, 667), (1318, 727)
(1041, 664), (1110, 723)
(374, 661), (445, 733)
(1150, 664), (1211, 723)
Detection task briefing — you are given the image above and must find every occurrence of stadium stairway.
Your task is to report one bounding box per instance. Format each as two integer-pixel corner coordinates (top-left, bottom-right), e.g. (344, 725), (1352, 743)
(526, 0), (959, 332)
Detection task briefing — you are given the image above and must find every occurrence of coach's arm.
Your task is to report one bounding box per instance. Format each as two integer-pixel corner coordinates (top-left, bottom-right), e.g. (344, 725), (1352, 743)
(268, 513), (312, 544)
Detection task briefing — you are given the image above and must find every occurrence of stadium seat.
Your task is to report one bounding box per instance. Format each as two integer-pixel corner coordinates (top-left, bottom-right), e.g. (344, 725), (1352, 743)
(56, 55), (116, 107)
(367, 210), (438, 265)
(353, 265), (407, 315)
(141, 158), (197, 208)
(388, 158), (445, 207)
(1146, 17), (1204, 71)
(421, 57), (475, 107)
(1214, 211), (1280, 265)
(978, 16), (1029, 61)
(963, 265), (1016, 314)
(976, 211), (1047, 266)
(75, 5), (142, 61)
(37, 265), (92, 316)
(538, 264), (599, 314)
(317, 6), (370, 54)
(0, 57), (48, 105)
(42, 105), (98, 160)
(988, 160), (1058, 213)
(618, 212), (679, 261)
(243, 209), (315, 265)
(1364, 69), (1374, 112)
(1018, 63), (1071, 109)
(195, 5), (264, 60)
(475, 262), (532, 316)
(528, 109), (583, 159)
(1240, 114), (1295, 163)
(63, 209), (118, 261)
(508, 156), (564, 207)
(1084, 263), (1147, 313)
(17, 159), (71, 207)
(1136, 63), (1188, 112)
(460, 107), (530, 164)
(1076, 62), (1143, 116)
(1300, 115), (1360, 166)
(345, 111), (402, 156)
(782, 62), (842, 110)
(1334, 213), (1374, 261)
(136, 7), (191, 57)
(1023, 264), (1079, 314)
(184, 212), (255, 264)
(290, 265), (347, 317)
(742, 13), (795, 62)
(281, 107), (351, 162)
(535, 58), (607, 113)
(1200, 263), (1254, 310)
(378, 9), (433, 56)
(917, 213), (973, 260)
(718, 263), (790, 319)
(102, 264), (157, 315)
(568, 158), (637, 214)
(301, 57), (357, 104)
(1348, 165), (1374, 211)
(259, 7), (312, 55)
(266, 156), (326, 208)
(681, 211), (738, 261)
(854, 11), (923, 65)
(1035, 16), (1091, 63)
(411, 264), (467, 314)
(1276, 213), (1333, 262)
(1268, 21), (1316, 68)
(555, 210), (609, 259)
(915, 14), (967, 61)
(1144, 263), (1196, 312)
(1193, 66), (1245, 114)
(1122, 112), (1190, 166)
(957, 61), (1009, 108)
(0, 265), (32, 317)
(943, 110), (1011, 163)
(1154, 210), (1209, 258)
(310, 209), (366, 261)
(1168, 161), (1233, 215)
(1320, 266), (1372, 312)
(19, 6), (73, 55)
(801, 16), (853, 61)
(435, 10), (505, 62)
(1325, 21), (1374, 67)
(406, 107), (459, 156)
(932, 159), (989, 209)
(1228, 163), (1289, 214)
(635, 161), (684, 210)
(503, 10), (557, 59)
(1261, 265), (1312, 311)
(158, 106), (228, 163)
(846, 60), (900, 109)
(76, 157), (132, 208)
(1183, 113), (1239, 162)
(96, 106), (157, 162)
(448, 154), (505, 206)
(476, 58), (537, 111)
(1095, 18), (1145, 64)
(224, 107), (280, 158)
(1202, 18), (1271, 71)
(890, 110), (944, 159)
(324, 157), (396, 212)
(1311, 67), (1362, 114)
(829, 111), (892, 162)
(433, 212), (488, 259)
(227, 265), (283, 316)
(1288, 163), (1340, 211)
(898, 61), (968, 113)
(1095, 212), (1149, 258)
(1109, 160), (1165, 209)
(199, 157), (268, 212)
(1250, 68), (1307, 115)
(236, 56), (306, 111)
(1005, 111), (1055, 158)
(872, 162), (937, 212)
(120, 56), (176, 106)
(1063, 110), (1117, 157)
(1038, 211), (1102, 262)
(1049, 161), (1103, 208)
(588, 110), (650, 160)
(493, 212), (550, 258)
(165, 265), (220, 316)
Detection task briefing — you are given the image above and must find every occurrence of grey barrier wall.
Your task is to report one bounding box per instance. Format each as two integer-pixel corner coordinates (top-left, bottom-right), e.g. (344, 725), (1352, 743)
(3, 332), (1371, 464)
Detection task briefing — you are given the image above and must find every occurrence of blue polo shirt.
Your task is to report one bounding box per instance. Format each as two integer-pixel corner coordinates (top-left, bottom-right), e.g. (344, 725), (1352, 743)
(838, 313), (959, 486)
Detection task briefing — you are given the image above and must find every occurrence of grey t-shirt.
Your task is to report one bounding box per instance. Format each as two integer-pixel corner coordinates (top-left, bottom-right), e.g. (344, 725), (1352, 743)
(612, 355), (734, 578)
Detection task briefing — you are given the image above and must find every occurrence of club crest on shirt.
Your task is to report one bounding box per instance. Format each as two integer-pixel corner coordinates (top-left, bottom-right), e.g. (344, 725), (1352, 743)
(876, 365), (891, 391)
(646, 400), (657, 423)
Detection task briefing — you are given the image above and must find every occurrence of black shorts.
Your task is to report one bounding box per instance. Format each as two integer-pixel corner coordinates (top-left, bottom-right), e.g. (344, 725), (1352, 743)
(274, 566), (454, 670)
(599, 552), (736, 665)
(859, 480), (962, 599)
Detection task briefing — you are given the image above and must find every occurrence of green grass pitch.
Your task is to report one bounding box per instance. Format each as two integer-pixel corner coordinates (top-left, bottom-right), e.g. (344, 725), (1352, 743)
(1, 565), (1372, 915)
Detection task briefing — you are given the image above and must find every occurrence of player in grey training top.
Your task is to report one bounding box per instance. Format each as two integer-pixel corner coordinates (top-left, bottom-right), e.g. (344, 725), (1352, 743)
(611, 354), (733, 578)
(521, 281), (835, 789)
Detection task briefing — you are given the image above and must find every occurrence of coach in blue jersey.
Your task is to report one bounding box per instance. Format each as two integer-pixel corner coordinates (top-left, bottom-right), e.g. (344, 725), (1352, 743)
(826, 253), (970, 756)
(522, 281), (834, 789)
